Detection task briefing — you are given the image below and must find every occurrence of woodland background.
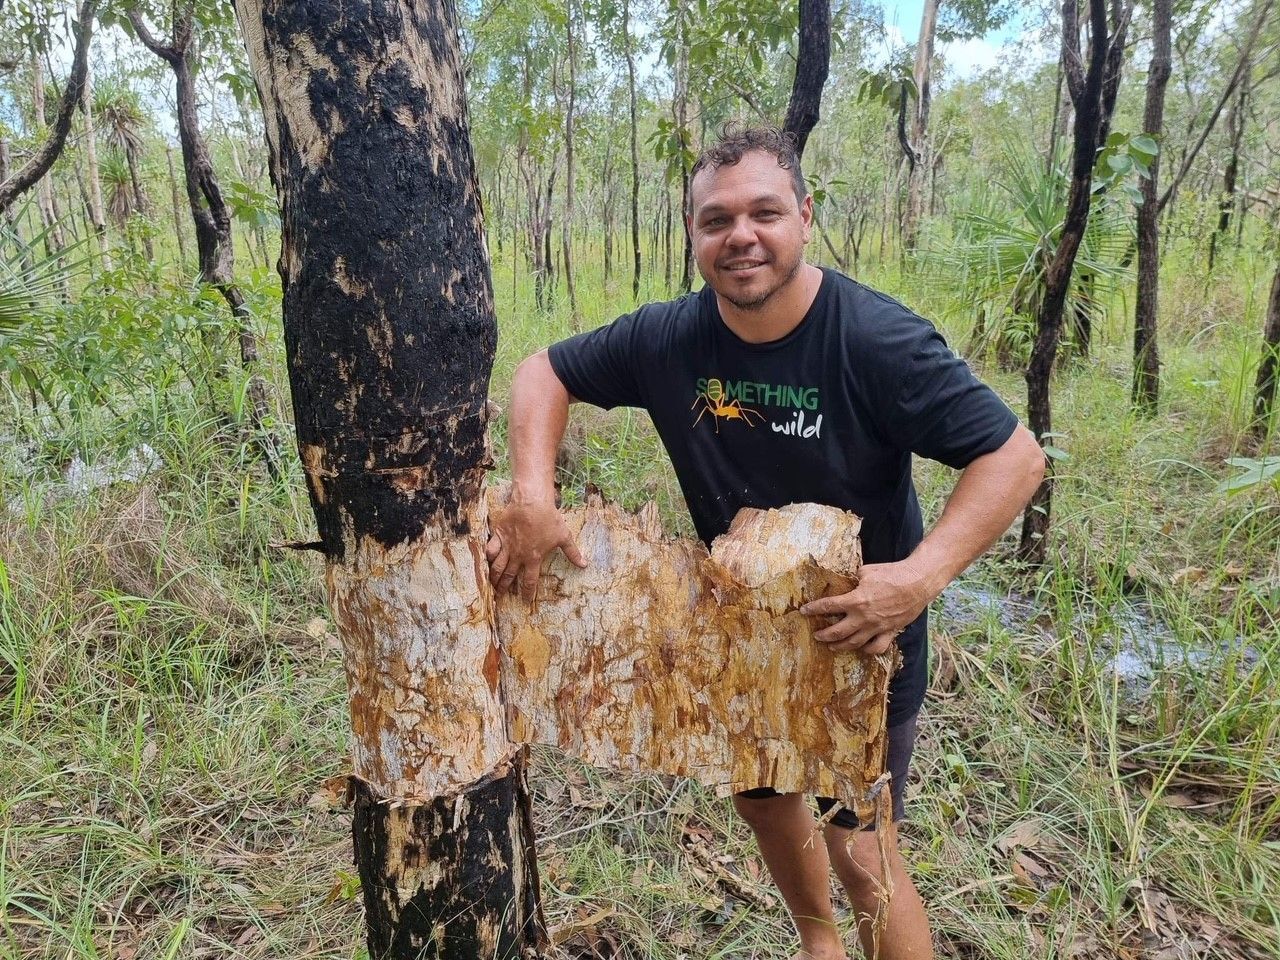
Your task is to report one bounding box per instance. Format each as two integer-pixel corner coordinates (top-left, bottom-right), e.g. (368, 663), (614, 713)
(0, 0), (1277, 957)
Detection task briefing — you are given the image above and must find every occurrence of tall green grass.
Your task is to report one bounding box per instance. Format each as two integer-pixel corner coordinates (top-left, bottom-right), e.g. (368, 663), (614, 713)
(0, 228), (1275, 958)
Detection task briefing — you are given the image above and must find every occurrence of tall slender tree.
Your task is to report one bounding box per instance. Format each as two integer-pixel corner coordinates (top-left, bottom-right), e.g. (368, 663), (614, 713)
(233, 1), (545, 956)
(1019, 0), (1132, 564)
(1133, 0), (1171, 414)
(127, 2), (276, 471)
(623, 0), (641, 299)
(783, 0), (831, 160)
(0, 0), (97, 215)
(1253, 254), (1280, 440)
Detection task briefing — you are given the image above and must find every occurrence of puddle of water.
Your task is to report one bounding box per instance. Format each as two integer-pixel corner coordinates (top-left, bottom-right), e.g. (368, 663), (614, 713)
(936, 583), (1261, 701)
(4, 441), (164, 514)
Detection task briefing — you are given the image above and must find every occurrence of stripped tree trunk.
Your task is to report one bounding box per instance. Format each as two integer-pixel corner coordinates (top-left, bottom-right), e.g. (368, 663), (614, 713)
(1133, 0), (1171, 415)
(234, 2), (545, 955)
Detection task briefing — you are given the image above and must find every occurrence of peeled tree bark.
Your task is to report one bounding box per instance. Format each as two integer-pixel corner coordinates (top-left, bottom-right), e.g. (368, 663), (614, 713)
(0, 0), (98, 216)
(496, 493), (893, 818)
(234, 3), (543, 955)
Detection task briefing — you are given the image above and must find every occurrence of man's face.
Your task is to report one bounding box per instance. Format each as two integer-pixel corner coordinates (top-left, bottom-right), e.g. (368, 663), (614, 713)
(687, 150), (813, 312)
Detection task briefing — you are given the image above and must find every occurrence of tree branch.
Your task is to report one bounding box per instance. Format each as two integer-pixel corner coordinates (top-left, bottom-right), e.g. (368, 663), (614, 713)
(126, 9), (178, 62)
(0, 0), (99, 215)
(1061, 0), (1085, 106)
(1158, 0), (1274, 213)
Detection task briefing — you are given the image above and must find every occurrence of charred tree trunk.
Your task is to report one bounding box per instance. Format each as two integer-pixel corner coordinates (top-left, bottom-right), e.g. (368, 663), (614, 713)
(783, 0), (831, 161)
(903, 0), (938, 252)
(1208, 80), (1247, 272)
(235, 1), (546, 956)
(624, 0), (641, 300)
(130, 6), (277, 475)
(1133, 0), (1171, 415)
(0, 0), (97, 216)
(1253, 257), (1280, 440)
(1019, 0), (1131, 565)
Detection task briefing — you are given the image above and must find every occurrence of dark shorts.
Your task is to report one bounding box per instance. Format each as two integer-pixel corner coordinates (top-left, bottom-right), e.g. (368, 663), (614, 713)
(736, 712), (918, 830)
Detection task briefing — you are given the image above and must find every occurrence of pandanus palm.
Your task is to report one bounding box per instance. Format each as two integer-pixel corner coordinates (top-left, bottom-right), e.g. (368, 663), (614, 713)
(94, 81), (153, 258)
(928, 146), (1132, 368)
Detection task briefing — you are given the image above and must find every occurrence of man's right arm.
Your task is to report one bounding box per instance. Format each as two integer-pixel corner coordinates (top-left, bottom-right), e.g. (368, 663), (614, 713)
(485, 349), (587, 598)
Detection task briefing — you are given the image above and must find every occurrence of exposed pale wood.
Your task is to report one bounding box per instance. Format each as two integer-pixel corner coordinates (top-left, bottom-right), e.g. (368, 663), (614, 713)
(493, 491), (895, 822)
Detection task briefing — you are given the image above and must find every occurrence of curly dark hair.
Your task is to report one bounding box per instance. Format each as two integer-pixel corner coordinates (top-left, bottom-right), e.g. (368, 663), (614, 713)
(688, 125), (807, 210)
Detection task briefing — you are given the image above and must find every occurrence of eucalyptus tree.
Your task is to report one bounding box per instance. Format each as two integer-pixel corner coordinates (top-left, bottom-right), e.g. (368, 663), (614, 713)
(233, 1), (545, 956)
(0, 0), (97, 215)
(124, 0), (277, 471)
(79, 57), (108, 257)
(1133, 0), (1171, 415)
(1254, 255), (1280, 440)
(1019, 0), (1132, 565)
(901, 0), (1015, 252)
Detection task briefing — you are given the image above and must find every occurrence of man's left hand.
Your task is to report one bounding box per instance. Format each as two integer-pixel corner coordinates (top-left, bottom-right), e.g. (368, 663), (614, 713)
(799, 561), (934, 655)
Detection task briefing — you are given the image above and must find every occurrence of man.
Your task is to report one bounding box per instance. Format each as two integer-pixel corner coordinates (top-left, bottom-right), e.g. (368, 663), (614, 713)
(486, 126), (1044, 960)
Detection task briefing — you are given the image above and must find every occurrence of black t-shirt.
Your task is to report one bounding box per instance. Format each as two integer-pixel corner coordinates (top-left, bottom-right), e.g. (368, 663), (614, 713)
(547, 268), (1019, 723)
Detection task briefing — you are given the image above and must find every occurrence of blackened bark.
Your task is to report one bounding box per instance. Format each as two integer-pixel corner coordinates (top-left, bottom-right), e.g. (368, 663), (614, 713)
(130, 5), (278, 475)
(0, 0), (97, 215)
(1133, 0), (1171, 415)
(1019, 0), (1131, 565)
(1208, 81), (1246, 272)
(783, 0), (831, 161)
(1253, 258), (1280, 439)
(235, 1), (547, 955)
(351, 768), (544, 960)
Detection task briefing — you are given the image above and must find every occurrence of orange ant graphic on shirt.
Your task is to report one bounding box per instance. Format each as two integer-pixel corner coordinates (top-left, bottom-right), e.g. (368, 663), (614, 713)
(691, 378), (764, 432)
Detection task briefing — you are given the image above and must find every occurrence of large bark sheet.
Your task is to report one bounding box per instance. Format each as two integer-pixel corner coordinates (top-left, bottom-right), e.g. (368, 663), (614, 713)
(495, 493), (894, 821)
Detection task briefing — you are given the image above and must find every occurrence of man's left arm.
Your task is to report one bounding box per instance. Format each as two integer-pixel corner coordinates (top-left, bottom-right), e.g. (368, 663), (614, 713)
(800, 425), (1044, 654)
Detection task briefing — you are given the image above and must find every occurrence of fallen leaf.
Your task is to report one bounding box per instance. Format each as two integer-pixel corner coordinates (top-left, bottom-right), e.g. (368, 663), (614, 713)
(307, 775), (351, 811)
(996, 816), (1042, 854)
(1171, 566), (1206, 586)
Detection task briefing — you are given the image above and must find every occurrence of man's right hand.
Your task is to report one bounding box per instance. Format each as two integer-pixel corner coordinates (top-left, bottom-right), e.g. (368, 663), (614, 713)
(485, 486), (587, 600)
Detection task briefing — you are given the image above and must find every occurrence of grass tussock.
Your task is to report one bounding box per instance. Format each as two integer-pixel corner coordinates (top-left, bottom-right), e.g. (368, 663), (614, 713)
(1, 243), (1277, 959)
